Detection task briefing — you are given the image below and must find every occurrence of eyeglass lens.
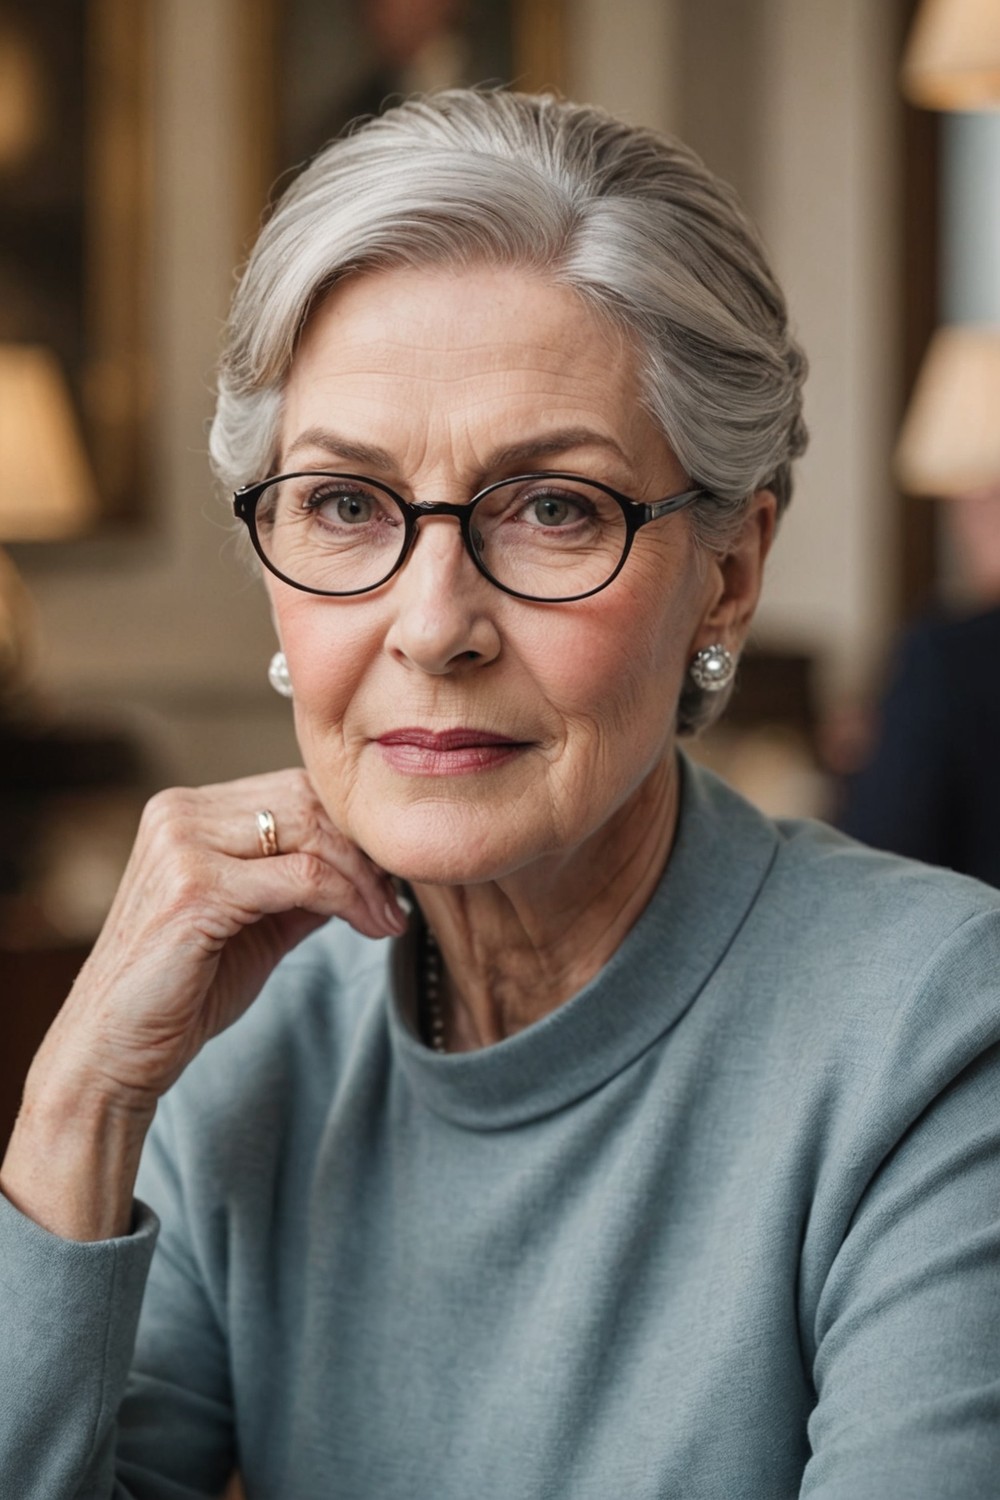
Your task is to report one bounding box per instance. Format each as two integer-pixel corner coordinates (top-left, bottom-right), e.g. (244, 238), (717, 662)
(253, 474), (632, 599)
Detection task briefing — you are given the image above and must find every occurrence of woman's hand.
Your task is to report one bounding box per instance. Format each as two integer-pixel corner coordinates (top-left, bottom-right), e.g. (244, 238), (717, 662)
(0, 769), (407, 1239)
(46, 768), (406, 1106)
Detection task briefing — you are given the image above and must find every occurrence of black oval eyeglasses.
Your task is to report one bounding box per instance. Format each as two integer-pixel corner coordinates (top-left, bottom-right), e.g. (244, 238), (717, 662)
(232, 470), (715, 605)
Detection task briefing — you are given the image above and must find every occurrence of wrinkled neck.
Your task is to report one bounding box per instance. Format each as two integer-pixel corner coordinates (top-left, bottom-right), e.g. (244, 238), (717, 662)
(411, 752), (680, 1050)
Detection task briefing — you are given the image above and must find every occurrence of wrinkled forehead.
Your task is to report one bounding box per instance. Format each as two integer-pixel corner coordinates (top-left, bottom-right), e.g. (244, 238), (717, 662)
(278, 264), (676, 487)
(292, 261), (634, 374)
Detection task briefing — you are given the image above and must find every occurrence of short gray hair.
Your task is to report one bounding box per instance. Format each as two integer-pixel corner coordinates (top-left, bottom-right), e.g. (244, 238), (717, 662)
(210, 88), (807, 733)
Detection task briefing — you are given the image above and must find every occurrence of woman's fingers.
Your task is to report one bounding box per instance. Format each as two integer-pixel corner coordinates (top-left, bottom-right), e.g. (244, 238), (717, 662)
(163, 769), (332, 858)
(140, 770), (406, 937)
(228, 848), (406, 940)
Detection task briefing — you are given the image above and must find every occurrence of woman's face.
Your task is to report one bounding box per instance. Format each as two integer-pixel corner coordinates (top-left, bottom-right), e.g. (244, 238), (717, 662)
(268, 265), (754, 885)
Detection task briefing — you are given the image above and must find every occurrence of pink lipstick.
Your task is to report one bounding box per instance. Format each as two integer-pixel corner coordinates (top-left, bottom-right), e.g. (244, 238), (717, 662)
(375, 727), (529, 775)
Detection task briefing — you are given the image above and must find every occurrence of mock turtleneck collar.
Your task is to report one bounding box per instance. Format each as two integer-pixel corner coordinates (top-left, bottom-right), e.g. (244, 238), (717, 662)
(388, 755), (779, 1130)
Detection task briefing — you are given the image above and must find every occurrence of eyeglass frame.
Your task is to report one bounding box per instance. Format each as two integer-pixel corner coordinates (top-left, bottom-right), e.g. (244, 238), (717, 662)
(232, 469), (716, 604)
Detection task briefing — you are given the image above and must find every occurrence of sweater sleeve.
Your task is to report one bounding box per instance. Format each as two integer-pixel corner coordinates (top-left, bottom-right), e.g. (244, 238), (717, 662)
(800, 911), (1000, 1498)
(0, 1192), (157, 1498)
(0, 1090), (238, 1499)
(111, 1094), (239, 1497)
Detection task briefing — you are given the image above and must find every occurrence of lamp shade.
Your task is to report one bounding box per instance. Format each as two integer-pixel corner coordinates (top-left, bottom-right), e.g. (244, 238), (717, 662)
(901, 0), (1000, 109)
(895, 324), (1000, 495)
(0, 344), (99, 540)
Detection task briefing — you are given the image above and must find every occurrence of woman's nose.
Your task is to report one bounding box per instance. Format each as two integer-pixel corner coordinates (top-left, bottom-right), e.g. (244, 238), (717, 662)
(383, 516), (502, 675)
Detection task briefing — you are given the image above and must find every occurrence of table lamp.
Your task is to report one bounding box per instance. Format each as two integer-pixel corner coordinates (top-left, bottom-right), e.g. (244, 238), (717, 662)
(902, 0), (1000, 109)
(0, 344), (99, 697)
(894, 324), (1000, 495)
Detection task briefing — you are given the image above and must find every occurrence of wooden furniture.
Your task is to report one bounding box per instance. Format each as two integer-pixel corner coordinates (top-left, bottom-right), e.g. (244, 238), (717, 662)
(0, 716), (147, 1148)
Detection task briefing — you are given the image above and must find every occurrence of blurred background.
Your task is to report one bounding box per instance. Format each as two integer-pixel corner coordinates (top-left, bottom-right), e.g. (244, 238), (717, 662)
(2, 0), (999, 1136)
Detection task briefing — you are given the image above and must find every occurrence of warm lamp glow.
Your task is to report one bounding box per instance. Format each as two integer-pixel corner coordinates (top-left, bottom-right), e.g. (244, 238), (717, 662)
(901, 0), (1000, 109)
(0, 25), (46, 168)
(0, 344), (99, 541)
(895, 325), (1000, 495)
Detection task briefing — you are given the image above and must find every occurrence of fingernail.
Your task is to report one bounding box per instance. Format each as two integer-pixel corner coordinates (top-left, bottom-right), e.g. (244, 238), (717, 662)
(386, 876), (410, 912)
(385, 900), (409, 933)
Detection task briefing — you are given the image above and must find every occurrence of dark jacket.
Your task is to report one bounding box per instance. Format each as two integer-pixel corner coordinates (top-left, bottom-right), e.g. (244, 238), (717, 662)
(839, 606), (1000, 886)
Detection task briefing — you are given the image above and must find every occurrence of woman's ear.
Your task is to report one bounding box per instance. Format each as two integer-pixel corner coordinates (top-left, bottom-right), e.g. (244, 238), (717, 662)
(694, 489), (778, 652)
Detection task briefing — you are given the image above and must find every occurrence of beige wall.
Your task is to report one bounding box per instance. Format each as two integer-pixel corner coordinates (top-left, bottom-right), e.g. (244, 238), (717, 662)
(567, 0), (681, 135)
(569, 0), (903, 705)
(18, 0), (902, 794)
(750, 0), (900, 702)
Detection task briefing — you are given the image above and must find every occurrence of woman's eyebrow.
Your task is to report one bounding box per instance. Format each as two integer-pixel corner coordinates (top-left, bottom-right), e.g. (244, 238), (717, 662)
(283, 428), (396, 470)
(485, 428), (632, 471)
(282, 425), (631, 474)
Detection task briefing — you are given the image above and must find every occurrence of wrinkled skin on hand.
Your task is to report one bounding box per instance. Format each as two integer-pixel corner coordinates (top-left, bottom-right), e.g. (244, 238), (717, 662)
(36, 767), (408, 1114)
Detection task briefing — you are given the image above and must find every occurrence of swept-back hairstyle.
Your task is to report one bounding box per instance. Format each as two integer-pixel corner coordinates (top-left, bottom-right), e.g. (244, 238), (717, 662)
(210, 89), (807, 732)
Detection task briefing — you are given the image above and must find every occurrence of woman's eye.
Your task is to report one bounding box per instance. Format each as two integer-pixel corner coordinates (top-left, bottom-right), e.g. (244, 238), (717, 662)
(306, 489), (377, 524)
(333, 493), (374, 524)
(525, 493), (585, 527)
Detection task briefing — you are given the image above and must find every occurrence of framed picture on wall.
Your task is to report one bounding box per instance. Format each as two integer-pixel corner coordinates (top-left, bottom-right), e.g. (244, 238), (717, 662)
(236, 0), (566, 239)
(0, 0), (154, 523)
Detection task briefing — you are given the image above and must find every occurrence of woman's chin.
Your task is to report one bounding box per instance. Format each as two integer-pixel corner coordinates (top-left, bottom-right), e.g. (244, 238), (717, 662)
(372, 842), (531, 890)
(357, 814), (549, 890)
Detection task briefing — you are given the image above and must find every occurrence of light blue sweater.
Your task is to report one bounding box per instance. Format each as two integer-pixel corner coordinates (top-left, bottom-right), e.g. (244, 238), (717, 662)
(3, 759), (1000, 1498)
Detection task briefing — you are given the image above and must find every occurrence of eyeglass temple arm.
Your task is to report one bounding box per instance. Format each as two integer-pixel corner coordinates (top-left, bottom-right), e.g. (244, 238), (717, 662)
(645, 487), (711, 521)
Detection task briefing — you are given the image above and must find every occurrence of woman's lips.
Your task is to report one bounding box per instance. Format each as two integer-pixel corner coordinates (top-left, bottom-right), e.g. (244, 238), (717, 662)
(375, 727), (530, 775)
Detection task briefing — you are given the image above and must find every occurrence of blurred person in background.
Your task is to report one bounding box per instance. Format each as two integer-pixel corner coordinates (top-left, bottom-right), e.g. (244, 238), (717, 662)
(840, 482), (1000, 884)
(2, 91), (1000, 1499)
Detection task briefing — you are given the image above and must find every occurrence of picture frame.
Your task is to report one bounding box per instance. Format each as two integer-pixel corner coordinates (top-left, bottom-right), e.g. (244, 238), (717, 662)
(0, 0), (154, 523)
(237, 0), (566, 242)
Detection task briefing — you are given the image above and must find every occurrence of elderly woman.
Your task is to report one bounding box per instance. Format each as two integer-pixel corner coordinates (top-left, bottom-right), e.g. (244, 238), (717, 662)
(2, 91), (999, 1500)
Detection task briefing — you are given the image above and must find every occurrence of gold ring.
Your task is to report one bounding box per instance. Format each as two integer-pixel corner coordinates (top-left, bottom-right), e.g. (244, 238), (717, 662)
(255, 808), (279, 857)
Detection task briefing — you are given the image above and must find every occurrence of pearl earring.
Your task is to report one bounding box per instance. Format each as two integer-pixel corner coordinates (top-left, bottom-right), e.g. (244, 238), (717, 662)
(268, 650), (294, 698)
(689, 643), (735, 693)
